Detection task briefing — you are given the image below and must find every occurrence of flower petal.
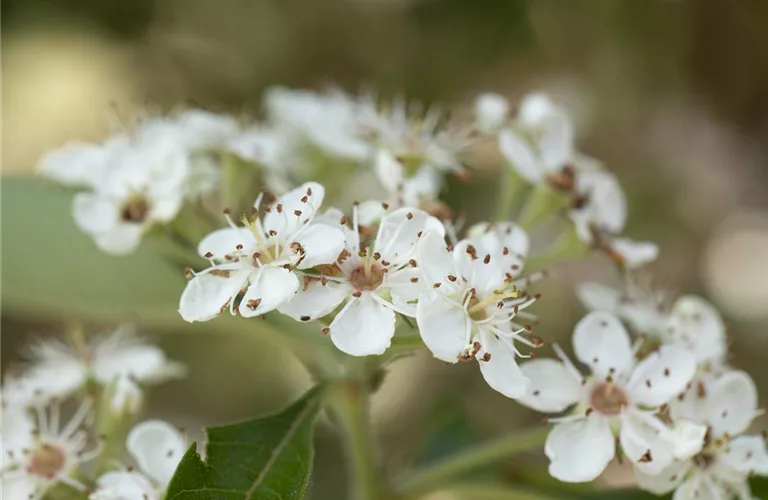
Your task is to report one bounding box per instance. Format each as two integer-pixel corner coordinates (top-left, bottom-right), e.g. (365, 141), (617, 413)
(611, 238), (659, 269)
(329, 293), (396, 356)
(1, 476), (39, 500)
(39, 142), (110, 187)
(626, 345), (696, 408)
(619, 410), (676, 476)
(634, 460), (689, 495)
(375, 208), (445, 266)
(718, 435), (768, 476)
(178, 269), (250, 322)
(386, 267), (424, 317)
(572, 311), (634, 380)
(416, 290), (469, 363)
(72, 193), (120, 234)
(294, 223), (346, 268)
(263, 182), (325, 236)
(664, 296), (727, 365)
(545, 416), (615, 482)
(575, 282), (621, 314)
(499, 129), (542, 184)
(518, 358), (582, 413)
(239, 266), (300, 317)
(416, 230), (457, 288)
(705, 370), (758, 437)
(477, 329), (529, 399)
(127, 420), (186, 486)
(374, 149), (404, 194)
(197, 228), (254, 259)
(92, 470), (157, 499)
(1, 407), (36, 459)
(94, 224), (145, 255)
(475, 93), (510, 133)
(278, 280), (348, 321)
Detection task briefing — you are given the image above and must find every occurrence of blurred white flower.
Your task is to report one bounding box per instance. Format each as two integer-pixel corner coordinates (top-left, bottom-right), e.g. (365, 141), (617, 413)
(576, 278), (668, 336)
(179, 182), (346, 322)
(415, 225), (539, 399)
(636, 370), (767, 499)
(1, 400), (99, 499)
(568, 168), (627, 245)
(2, 325), (184, 409)
(474, 93), (510, 134)
(517, 311), (696, 482)
(90, 420), (186, 500)
(280, 206), (444, 356)
(40, 110), (238, 255)
(498, 93), (574, 185)
(606, 237), (659, 269)
(374, 150), (442, 208)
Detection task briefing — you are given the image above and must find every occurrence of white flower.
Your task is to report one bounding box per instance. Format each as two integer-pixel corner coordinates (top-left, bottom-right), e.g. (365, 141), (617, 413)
(517, 311), (697, 482)
(414, 224), (539, 399)
(568, 168), (627, 245)
(475, 93), (510, 134)
(279, 206), (444, 356)
(179, 182), (346, 322)
(2, 325), (184, 409)
(661, 296), (728, 367)
(265, 86), (372, 160)
(498, 93), (574, 185)
(90, 420), (186, 500)
(1, 400), (100, 499)
(576, 278), (668, 335)
(635, 370), (767, 500)
(374, 150), (442, 208)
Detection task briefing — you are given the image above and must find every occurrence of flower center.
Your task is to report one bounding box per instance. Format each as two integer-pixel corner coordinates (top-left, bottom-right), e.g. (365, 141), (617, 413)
(467, 297), (487, 322)
(589, 383), (628, 415)
(692, 452), (716, 470)
(349, 264), (384, 291)
(121, 197), (150, 223)
(29, 443), (66, 479)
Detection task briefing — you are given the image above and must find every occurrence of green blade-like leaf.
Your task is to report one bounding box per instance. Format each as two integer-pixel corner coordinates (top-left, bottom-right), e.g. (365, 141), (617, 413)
(2, 177), (184, 325)
(165, 387), (324, 500)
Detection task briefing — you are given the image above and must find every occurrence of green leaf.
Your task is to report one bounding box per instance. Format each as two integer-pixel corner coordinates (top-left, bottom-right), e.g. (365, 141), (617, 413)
(165, 387), (325, 500)
(2, 177), (185, 325)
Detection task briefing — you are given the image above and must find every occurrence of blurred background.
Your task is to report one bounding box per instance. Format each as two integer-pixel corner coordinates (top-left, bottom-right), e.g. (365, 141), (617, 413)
(4, 0), (768, 497)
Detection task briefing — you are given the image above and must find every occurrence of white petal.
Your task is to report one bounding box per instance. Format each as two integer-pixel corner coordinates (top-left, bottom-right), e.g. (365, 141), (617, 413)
(634, 460), (689, 495)
(672, 476), (718, 500)
(518, 93), (559, 126)
(277, 280), (347, 321)
(664, 296), (727, 365)
(611, 238), (659, 269)
(294, 223), (346, 268)
(178, 269), (250, 322)
(197, 228), (254, 259)
(356, 200), (387, 226)
(375, 208), (445, 266)
(385, 267), (425, 317)
(374, 149), (404, 194)
(705, 370), (758, 437)
(1, 407), (36, 459)
(665, 419), (707, 460)
(416, 291), (469, 363)
(719, 435), (768, 476)
(263, 182), (325, 236)
(572, 311), (634, 380)
(329, 294), (396, 356)
(416, 230), (457, 287)
(127, 420), (186, 486)
(73, 193), (120, 234)
(627, 345), (696, 408)
(39, 142), (109, 187)
(239, 266), (300, 317)
(545, 416), (615, 482)
(92, 341), (179, 384)
(23, 360), (88, 402)
(573, 171), (627, 235)
(94, 224), (145, 255)
(475, 93), (510, 133)
(477, 329), (529, 399)
(518, 358), (582, 413)
(575, 282), (621, 313)
(499, 129), (543, 184)
(537, 110), (573, 172)
(108, 377), (144, 415)
(619, 411), (676, 476)
(1, 476), (40, 500)
(148, 196), (182, 223)
(91, 470), (157, 500)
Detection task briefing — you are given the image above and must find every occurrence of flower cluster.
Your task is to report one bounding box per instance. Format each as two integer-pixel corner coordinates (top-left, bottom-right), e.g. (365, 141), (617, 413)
(1, 325), (186, 499)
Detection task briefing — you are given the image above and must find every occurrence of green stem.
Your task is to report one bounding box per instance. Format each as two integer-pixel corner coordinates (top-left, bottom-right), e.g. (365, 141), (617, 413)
(397, 426), (550, 496)
(328, 381), (382, 500)
(494, 166), (524, 221)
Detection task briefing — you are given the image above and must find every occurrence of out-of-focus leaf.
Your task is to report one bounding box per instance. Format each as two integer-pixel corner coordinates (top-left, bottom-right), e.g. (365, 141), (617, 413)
(2, 177), (185, 325)
(165, 387), (323, 500)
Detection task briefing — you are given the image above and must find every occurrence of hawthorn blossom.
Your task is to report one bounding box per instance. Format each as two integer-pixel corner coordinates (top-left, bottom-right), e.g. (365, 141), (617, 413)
(414, 226), (540, 399)
(496, 93), (575, 186)
(2, 325), (184, 411)
(179, 182), (346, 322)
(40, 110), (238, 254)
(577, 285), (727, 366)
(279, 206), (444, 356)
(90, 420), (186, 500)
(635, 370), (767, 499)
(517, 311), (697, 482)
(568, 167), (627, 245)
(1, 400), (100, 499)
